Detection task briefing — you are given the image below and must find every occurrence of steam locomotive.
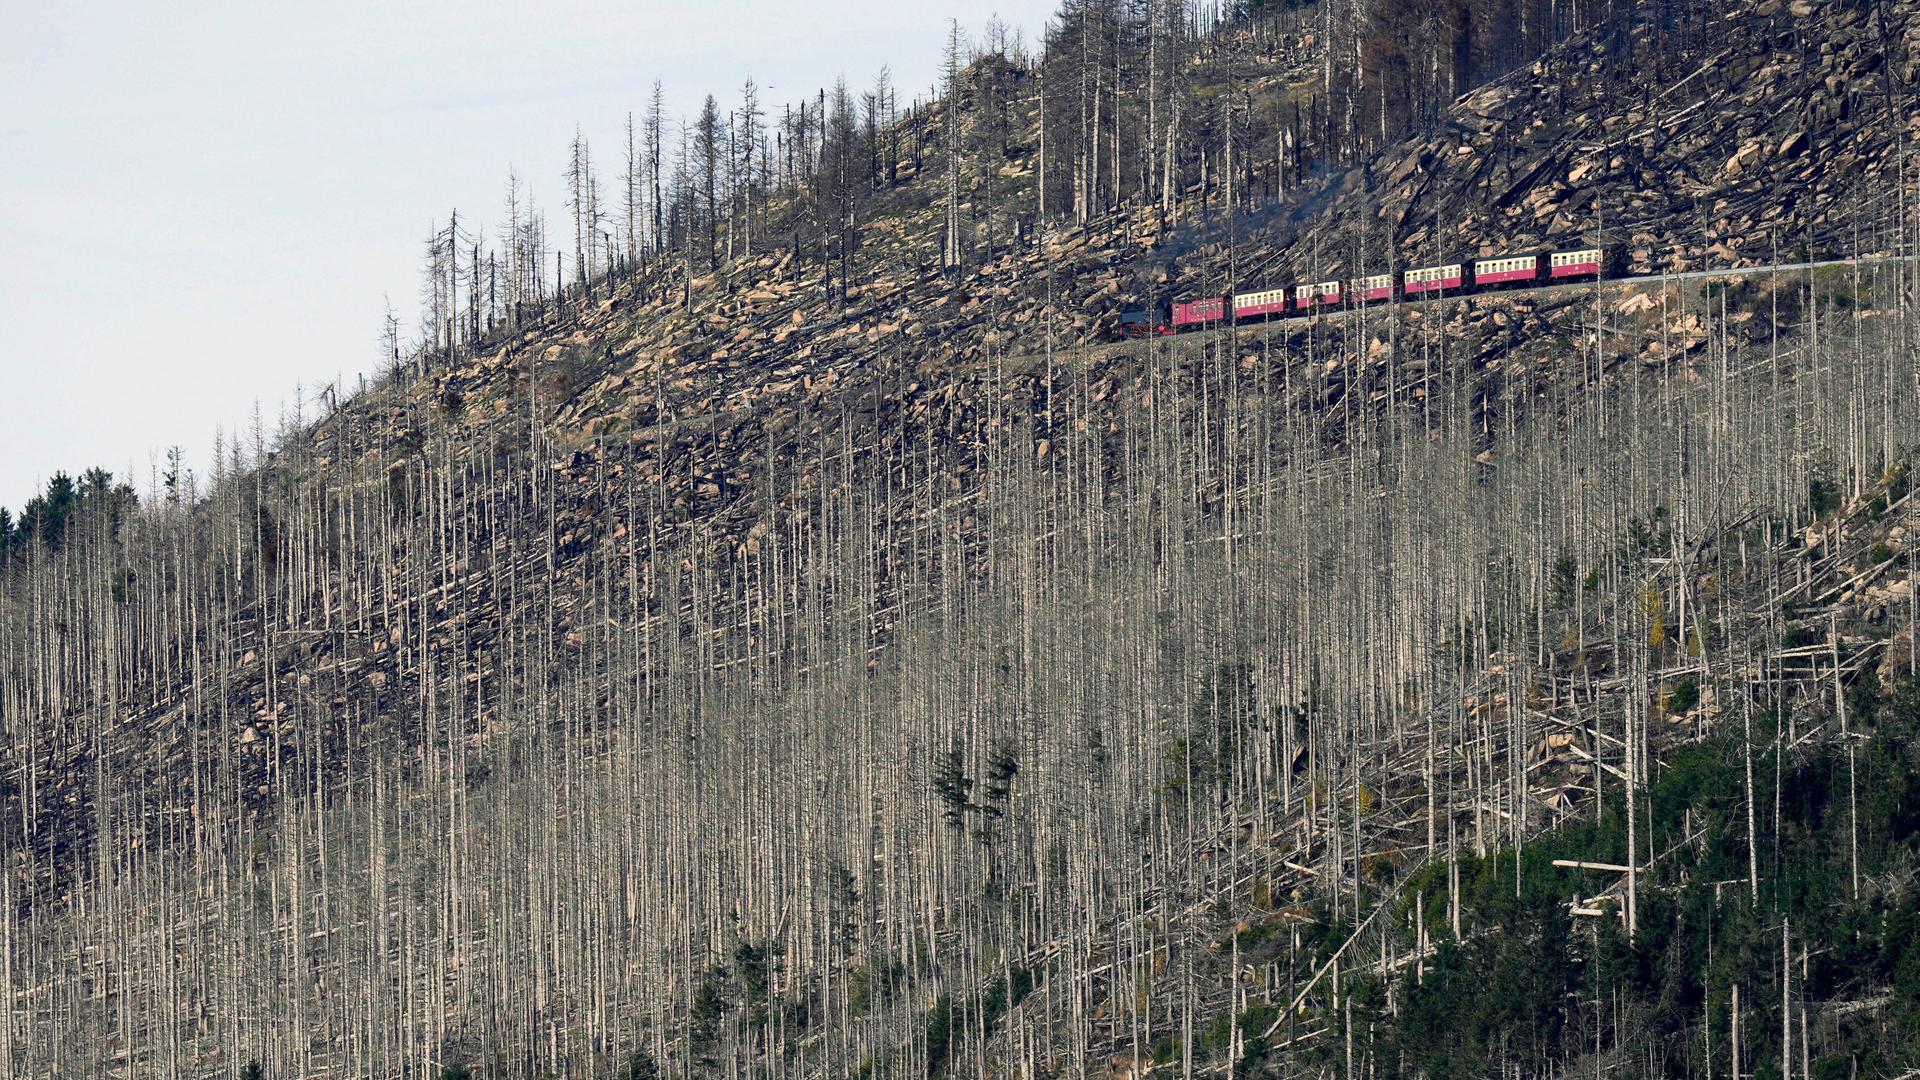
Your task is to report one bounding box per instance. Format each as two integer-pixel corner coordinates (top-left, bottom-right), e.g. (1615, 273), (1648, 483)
(1120, 247), (1610, 338)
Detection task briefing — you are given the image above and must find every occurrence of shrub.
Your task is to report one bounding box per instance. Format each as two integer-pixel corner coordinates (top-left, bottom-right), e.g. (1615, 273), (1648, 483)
(1810, 476), (1842, 518)
(924, 994), (956, 1074)
(689, 967), (730, 1056)
(1666, 676), (1700, 715)
(622, 1048), (660, 1080)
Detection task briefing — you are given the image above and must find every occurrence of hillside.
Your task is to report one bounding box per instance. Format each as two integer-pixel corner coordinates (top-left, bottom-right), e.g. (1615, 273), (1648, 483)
(3, 1), (1920, 1077)
(319, 0), (1920, 546)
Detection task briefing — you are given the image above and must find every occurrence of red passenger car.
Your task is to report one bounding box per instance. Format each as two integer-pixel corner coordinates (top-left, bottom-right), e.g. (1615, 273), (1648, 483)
(1233, 288), (1292, 320)
(1473, 255), (1541, 286)
(1173, 297), (1227, 327)
(1549, 249), (1605, 278)
(1355, 275), (1395, 302)
(1404, 264), (1465, 295)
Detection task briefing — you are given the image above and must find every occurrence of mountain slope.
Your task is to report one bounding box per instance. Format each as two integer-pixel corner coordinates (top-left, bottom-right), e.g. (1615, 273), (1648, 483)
(1, 1), (1918, 1077)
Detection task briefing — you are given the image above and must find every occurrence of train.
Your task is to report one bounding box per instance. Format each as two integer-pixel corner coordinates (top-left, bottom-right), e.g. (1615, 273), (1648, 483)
(1119, 247), (1611, 337)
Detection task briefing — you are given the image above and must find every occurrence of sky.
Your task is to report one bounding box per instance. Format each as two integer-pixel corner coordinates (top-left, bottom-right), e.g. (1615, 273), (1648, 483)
(0, 0), (1057, 512)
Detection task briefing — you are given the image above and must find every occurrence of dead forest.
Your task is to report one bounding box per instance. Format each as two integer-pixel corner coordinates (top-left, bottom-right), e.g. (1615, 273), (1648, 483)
(5, 250), (1919, 1077)
(5, 0), (1920, 1078)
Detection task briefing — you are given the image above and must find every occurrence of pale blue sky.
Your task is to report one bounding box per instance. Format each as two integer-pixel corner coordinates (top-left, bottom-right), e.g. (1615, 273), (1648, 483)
(0, 0), (1054, 511)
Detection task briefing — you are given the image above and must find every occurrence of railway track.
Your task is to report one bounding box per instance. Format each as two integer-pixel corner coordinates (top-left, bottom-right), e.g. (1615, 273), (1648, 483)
(1049, 252), (1919, 369)
(576, 252), (1916, 455)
